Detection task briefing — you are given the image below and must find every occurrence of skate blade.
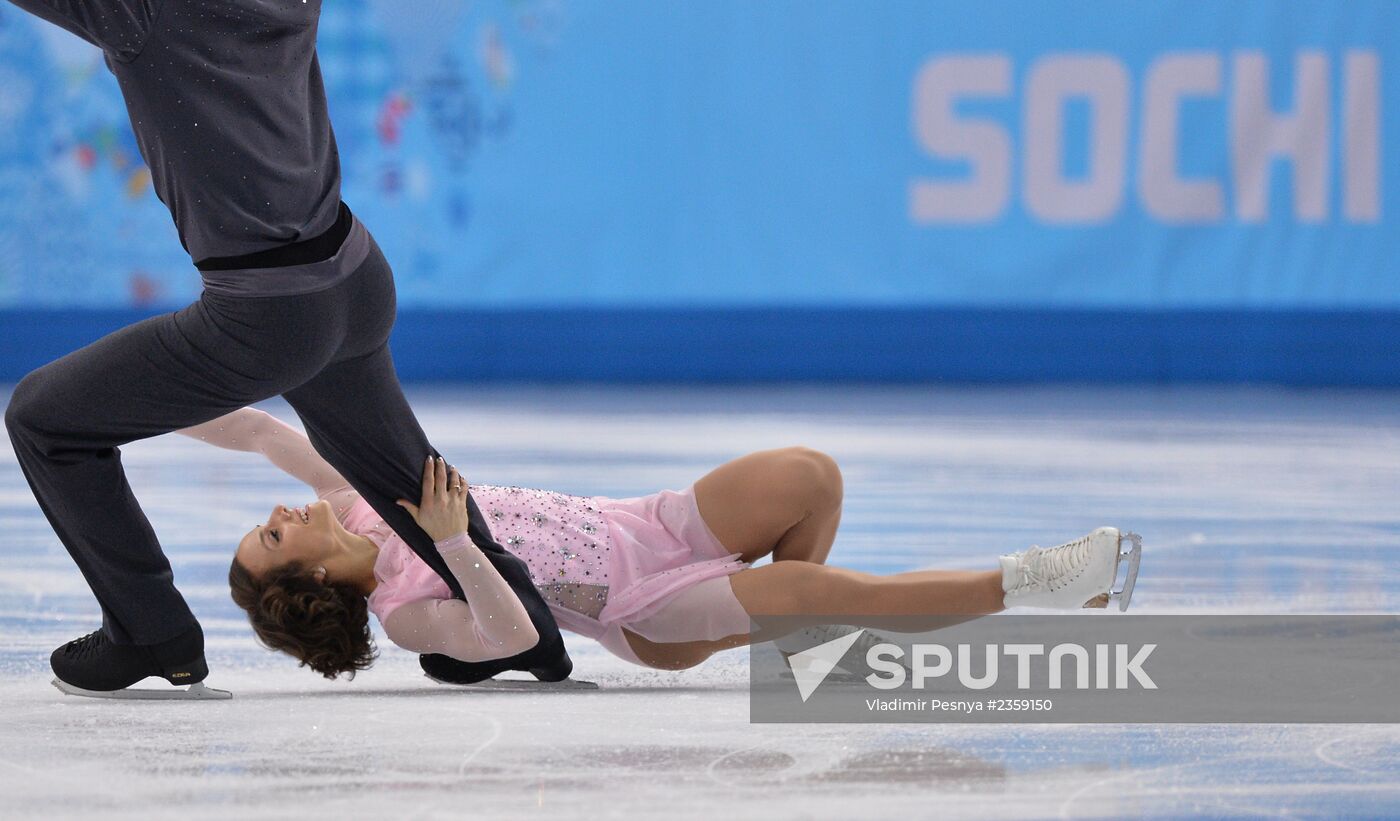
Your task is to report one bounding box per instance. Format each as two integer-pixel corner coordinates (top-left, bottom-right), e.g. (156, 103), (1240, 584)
(1080, 531), (1142, 610)
(1111, 531), (1142, 612)
(52, 678), (232, 701)
(1108, 529), (1142, 608)
(779, 670), (870, 684)
(424, 673), (599, 691)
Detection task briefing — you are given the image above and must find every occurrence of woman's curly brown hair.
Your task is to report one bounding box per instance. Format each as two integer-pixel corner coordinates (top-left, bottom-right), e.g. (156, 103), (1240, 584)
(228, 557), (377, 679)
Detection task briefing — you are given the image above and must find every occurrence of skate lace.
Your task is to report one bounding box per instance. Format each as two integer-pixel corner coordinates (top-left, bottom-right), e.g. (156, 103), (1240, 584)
(1014, 536), (1092, 592)
(62, 630), (107, 660)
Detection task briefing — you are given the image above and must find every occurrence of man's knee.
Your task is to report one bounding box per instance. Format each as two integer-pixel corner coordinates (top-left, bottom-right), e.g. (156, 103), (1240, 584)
(4, 368), (50, 439)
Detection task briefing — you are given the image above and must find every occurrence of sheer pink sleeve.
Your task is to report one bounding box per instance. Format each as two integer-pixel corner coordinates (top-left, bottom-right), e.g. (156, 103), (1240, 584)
(380, 533), (541, 662)
(174, 408), (361, 521)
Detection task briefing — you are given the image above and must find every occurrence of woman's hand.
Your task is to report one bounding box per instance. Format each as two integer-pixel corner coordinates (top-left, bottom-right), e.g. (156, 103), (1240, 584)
(396, 456), (471, 542)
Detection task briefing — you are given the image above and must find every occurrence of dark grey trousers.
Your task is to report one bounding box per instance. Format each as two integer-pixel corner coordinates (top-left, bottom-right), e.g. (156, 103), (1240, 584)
(4, 236), (567, 673)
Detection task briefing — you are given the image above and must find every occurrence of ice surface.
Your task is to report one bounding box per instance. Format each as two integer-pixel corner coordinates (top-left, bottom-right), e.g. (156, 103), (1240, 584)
(2, 384), (1398, 819)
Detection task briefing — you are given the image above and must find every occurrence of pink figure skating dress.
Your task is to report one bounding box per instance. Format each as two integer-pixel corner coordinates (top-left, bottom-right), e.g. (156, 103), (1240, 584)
(342, 484), (753, 667)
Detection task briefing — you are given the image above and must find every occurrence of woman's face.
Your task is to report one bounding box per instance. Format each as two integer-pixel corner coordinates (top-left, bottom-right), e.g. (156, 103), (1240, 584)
(235, 498), (340, 578)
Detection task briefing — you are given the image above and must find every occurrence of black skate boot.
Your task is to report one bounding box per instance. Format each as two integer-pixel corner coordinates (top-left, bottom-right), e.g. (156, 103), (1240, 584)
(50, 625), (231, 700)
(421, 633), (595, 691)
(521, 632), (574, 682)
(420, 651), (513, 685)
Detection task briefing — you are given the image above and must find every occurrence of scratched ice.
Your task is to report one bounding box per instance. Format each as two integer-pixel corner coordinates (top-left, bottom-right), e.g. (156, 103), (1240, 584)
(2, 385), (1398, 819)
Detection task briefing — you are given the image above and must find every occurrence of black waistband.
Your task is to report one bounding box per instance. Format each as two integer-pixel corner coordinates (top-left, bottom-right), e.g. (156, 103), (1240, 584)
(194, 202), (354, 272)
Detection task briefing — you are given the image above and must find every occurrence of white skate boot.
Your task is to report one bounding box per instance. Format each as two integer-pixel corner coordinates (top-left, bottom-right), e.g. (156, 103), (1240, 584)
(1000, 527), (1142, 611)
(776, 624), (911, 682)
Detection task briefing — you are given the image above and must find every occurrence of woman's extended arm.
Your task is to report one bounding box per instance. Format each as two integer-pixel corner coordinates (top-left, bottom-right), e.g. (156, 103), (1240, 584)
(382, 457), (540, 661)
(174, 408), (352, 499)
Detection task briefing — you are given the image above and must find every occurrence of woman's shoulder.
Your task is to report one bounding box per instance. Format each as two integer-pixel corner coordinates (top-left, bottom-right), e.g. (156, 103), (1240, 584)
(366, 539), (416, 623)
(368, 572), (452, 629)
(368, 534), (455, 620)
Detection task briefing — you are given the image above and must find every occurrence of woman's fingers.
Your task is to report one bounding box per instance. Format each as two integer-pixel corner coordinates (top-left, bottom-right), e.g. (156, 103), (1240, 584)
(419, 454), (466, 507)
(404, 454), (470, 541)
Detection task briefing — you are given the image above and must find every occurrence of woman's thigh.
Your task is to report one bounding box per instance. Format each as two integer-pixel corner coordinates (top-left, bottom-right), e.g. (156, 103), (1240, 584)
(691, 448), (840, 563)
(617, 576), (756, 669)
(620, 628), (734, 670)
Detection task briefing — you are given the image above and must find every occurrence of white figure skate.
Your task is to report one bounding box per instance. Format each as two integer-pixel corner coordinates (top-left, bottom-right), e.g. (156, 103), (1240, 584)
(777, 624), (911, 683)
(1001, 527), (1142, 611)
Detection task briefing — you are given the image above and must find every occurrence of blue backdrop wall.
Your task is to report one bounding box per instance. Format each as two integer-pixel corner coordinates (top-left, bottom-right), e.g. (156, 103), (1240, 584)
(0, 1), (1396, 383)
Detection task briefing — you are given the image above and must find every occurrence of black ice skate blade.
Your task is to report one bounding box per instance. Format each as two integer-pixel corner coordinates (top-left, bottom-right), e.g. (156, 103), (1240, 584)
(424, 673), (599, 691)
(52, 678), (232, 700)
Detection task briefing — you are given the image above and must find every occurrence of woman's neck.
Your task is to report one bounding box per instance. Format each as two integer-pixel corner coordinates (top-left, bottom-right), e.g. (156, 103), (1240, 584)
(326, 531), (380, 597)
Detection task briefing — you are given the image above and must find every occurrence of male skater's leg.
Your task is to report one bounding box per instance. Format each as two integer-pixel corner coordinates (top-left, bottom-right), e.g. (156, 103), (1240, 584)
(276, 242), (569, 681)
(282, 343), (572, 681)
(4, 294), (338, 690)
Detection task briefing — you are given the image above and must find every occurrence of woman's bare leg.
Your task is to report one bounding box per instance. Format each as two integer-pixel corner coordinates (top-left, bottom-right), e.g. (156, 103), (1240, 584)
(624, 447), (845, 670)
(622, 563), (1006, 669)
(729, 562), (1004, 625)
(623, 447), (1004, 670)
(692, 447), (843, 565)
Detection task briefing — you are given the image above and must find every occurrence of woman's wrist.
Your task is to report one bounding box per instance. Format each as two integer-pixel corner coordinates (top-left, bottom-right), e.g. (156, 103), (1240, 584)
(432, 531), (474, 552)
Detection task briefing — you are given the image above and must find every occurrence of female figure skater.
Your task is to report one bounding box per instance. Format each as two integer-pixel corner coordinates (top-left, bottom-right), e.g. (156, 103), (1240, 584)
(3, 0), (568, 697)
(181, 407), (1139, 680)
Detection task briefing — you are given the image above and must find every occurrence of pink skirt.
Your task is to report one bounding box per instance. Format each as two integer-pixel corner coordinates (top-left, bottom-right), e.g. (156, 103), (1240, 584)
(590, 485), (752, 666)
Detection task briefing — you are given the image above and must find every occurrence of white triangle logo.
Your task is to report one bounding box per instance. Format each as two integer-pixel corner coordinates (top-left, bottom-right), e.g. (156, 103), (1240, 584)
(788, 628), (866, 703)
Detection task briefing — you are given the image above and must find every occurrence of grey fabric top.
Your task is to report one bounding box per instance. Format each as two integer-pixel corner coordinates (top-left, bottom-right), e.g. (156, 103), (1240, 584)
(9, 0), (347, 280)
